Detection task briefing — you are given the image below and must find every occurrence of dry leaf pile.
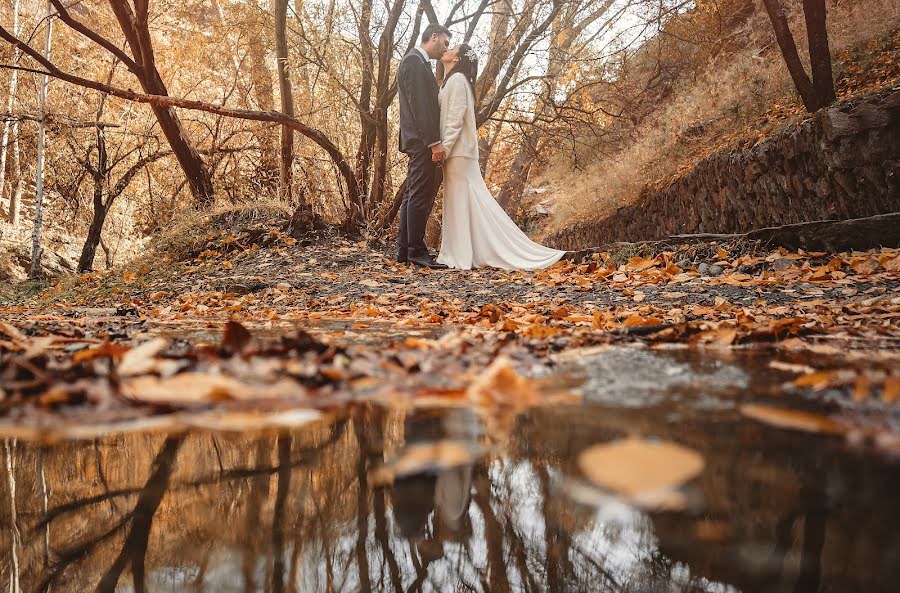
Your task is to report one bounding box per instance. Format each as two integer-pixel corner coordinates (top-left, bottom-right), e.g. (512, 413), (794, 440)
(2, 235), (899, 427)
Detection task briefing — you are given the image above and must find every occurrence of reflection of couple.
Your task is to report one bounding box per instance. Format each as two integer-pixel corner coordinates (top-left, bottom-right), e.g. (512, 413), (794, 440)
(391, 408), (477, 559)
(397, 24), (566, 271)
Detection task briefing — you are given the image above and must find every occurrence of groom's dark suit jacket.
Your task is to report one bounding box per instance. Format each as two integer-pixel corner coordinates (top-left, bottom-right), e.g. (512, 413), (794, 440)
(397, 50), (441, 154)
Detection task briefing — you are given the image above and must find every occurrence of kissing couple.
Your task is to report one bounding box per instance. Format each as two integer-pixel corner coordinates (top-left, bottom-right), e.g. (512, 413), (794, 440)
(396, 24), (566, 271)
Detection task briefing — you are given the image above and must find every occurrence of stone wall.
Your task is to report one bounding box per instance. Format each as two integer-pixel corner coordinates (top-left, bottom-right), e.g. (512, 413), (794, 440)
(546, 89), (900, 251)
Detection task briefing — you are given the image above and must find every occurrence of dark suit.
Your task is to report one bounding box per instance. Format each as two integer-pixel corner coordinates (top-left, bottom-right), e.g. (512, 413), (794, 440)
(396, 49), (441, 261)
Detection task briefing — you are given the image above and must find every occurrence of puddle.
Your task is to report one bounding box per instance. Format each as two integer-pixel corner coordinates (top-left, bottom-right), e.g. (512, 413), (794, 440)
(1, 345), (899, 592)
(148, 318), (449, 348)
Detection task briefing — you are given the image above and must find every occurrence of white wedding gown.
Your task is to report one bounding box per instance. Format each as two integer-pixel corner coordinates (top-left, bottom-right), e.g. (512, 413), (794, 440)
(435, 75), (566, 271)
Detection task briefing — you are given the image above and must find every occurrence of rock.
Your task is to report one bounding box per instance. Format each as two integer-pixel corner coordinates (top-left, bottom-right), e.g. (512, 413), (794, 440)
(708, 265), (724, 276)
(0, 249), (26, 283)
(676, 259), (692, 268)
(772, 258), (796, 271)
(697, 263), (710, 274)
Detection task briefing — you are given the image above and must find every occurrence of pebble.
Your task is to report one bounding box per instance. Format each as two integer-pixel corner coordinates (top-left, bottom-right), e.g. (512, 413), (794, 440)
(697, 263), (710, 274)
(708, 265), (724, 276)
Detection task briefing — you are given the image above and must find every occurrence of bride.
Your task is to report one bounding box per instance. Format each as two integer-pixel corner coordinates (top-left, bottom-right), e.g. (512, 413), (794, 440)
(435, 44), (566, 271)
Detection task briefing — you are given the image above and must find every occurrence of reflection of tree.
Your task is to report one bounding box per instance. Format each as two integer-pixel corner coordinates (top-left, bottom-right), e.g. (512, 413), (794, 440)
(36, 436), (183, 592)
(272, 435), (292, 593)
(7, 408), (819, 593)
(95, 436), (183, 593)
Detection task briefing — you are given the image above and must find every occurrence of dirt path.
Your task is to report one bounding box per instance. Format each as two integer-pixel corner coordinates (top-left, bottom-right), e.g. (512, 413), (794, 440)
(1, 229), (898, 433)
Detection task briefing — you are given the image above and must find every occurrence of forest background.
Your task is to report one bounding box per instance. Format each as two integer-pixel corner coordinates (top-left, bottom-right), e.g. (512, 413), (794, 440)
(0, 0), (897, 283)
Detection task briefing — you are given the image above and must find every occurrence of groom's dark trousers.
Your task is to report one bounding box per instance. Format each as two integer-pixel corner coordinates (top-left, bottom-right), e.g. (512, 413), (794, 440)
(396, 49), (442, 261)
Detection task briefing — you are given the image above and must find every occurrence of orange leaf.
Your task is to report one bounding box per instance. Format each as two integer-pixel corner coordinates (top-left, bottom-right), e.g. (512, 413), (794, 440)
(625, 256), (656, 272)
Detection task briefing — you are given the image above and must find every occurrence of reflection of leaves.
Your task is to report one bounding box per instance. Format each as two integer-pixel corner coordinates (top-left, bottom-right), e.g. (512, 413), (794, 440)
(370, 440), (482, 485)
(740, 404), (846, 435)
(577, 438), (704, 509)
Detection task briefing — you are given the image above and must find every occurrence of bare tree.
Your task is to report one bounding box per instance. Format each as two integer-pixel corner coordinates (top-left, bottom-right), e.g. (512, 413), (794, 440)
(274, 0), (296, 202)
(761, 0), (836, 112)
(0, 0), (22, 224)
(496, 0), (617, 215)
(0, 18), (362, 221)
(30, 2), (52, 280)
(49, 0), (216, 206)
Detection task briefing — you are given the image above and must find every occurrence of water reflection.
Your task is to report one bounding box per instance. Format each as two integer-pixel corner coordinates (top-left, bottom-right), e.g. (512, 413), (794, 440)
(2, 349), (900, 592)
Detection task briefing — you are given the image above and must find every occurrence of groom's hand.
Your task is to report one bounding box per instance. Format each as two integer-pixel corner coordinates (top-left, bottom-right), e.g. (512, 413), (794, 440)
(431, 143), (447, 162)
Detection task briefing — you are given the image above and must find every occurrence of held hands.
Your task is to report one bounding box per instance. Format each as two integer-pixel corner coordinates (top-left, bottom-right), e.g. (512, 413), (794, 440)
(431, 143), (447, 163)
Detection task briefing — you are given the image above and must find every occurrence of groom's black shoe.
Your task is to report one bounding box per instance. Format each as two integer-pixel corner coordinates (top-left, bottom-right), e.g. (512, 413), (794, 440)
(409, 254), (448, 269)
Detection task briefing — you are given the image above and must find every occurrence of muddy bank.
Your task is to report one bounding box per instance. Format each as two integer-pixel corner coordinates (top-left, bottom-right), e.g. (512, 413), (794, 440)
(547, 89), (900, 251)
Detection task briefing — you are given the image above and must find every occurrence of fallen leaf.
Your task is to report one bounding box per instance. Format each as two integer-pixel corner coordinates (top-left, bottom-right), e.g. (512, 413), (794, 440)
(883, 375), (900, 403)
(0, 321), (27, 344)
(117, 338), (169, 376)
(694, 327), (737, 346)
(625, 256), (656, 272)
(466, 356), (540, 406)
(221, 320), (252, 355)
(122, 373), (250, 403)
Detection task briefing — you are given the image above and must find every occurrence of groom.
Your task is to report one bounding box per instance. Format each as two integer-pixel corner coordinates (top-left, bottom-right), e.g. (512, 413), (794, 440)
(396, 24), (451, 269)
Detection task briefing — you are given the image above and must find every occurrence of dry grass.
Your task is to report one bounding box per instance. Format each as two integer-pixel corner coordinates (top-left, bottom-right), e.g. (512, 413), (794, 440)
(150, 199), (293, 261)
(537, 0), (900, 238)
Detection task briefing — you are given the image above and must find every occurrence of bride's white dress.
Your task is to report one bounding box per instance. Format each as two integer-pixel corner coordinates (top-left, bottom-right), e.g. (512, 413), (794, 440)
(435, 74), (565, 271)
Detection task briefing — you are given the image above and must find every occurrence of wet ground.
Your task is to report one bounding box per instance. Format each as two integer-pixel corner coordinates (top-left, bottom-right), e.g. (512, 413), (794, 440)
(2, 340), (899, 593)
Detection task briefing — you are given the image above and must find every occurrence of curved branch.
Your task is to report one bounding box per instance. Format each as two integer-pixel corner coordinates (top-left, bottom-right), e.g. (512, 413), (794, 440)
(49, 0), (142, 76)
(0, 25), (359, 205)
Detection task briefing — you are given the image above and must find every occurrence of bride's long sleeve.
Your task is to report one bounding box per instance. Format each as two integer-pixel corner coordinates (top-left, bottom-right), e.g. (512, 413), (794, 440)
(441, 76), (469, 157)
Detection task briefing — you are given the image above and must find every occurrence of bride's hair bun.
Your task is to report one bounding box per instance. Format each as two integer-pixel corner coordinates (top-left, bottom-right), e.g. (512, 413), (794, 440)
(453, 43), (479, 86)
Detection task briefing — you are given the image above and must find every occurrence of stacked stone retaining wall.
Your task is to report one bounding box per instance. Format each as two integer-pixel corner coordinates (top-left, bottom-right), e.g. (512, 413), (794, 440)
(546, 89), (900, 250)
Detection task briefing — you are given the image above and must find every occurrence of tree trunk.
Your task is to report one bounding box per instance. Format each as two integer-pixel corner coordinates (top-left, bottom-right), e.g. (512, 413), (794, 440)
(105, 0), (214, 207)
(761, 0), (821, 112)
(354, 0), (375, 217)
(78, 201), (109, 273)
(274, 0), (296, 203)
(0, 0), (21, 222)
(803, 0), (836, 107)
(9, 181), (22, 226)
(30, 5), (51, 280)
(496, 136), (538, 214)
(78, 127), (110, 273)
(144, 85), (215, 207)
